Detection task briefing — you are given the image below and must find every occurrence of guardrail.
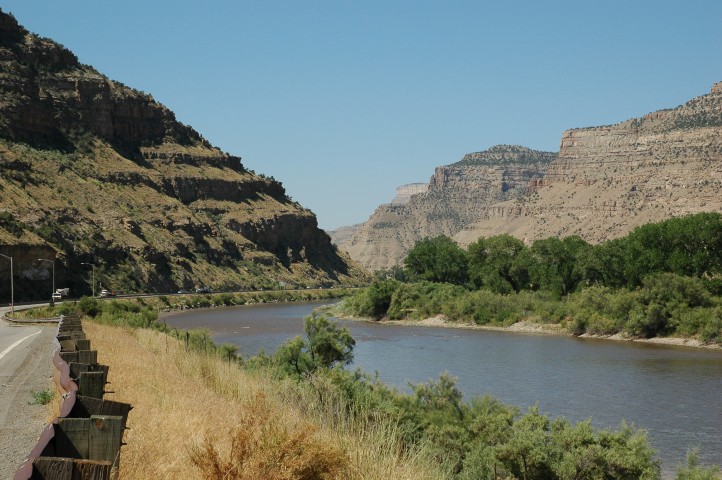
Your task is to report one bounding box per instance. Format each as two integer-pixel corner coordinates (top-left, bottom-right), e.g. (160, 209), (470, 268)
(2, 313), (62, 324)
(13, 315), (131, 480)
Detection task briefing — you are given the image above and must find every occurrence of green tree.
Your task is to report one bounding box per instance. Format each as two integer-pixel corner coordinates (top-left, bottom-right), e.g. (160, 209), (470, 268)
(404, 236), (469, 285)
(366, 278), (400, 318)
(274, 313), (355, 377)
(468, 235), (531, 293)
(622, 213), (722, 288)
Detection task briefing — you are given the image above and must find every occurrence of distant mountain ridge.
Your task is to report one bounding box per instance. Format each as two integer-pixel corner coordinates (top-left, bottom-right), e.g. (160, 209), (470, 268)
(330, 145), (555, 270)
(0, 9), (367, 299)
(330, 83), (722, 271)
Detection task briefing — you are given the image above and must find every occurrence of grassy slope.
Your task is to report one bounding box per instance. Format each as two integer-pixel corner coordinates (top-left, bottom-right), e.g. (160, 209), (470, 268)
(86, 322), (447, 480)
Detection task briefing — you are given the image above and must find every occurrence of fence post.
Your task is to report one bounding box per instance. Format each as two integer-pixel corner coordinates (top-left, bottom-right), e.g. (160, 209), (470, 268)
(78, 372), (106, 399)
(88, 415), (123, 464)
(55, 418), (90, 459)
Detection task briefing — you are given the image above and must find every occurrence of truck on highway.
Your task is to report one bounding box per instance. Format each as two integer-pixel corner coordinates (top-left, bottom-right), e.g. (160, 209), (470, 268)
(52, 288), (70, 301)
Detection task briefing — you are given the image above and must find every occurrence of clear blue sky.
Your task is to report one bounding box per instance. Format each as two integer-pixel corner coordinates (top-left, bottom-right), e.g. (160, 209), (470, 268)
(4, 1), (722, 230)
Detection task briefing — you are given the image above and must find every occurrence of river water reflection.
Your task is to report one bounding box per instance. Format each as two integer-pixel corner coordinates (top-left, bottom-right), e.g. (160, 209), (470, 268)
(164, 300), (722, 477)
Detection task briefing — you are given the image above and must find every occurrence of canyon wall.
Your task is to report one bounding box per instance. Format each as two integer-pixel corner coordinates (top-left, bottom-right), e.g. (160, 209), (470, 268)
(332, 84), (722, 271)
(0, 10), (367, 299)
(330, 146), (555, 270)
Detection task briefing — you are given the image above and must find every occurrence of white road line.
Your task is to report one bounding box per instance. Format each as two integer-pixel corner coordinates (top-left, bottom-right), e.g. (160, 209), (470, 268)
(0, 330), (41, 361)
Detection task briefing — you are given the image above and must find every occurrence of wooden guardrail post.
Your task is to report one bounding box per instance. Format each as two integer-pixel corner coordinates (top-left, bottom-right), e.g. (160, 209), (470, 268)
(88, 416), (123, 465)
(19, 315), (130, 480)
(74, 459), (112, 480)
(32, 457), (111, 480)
(77, 350), (98, 365)
(31, 457), (72, 479)
(77, 372), (106, 399)
(69, 396), (132, 431)
(55, 418), (90, 459)
(59, 352), (79, 364)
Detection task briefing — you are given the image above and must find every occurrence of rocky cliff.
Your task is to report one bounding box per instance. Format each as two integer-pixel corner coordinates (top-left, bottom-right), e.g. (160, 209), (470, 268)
(332, 84), (722, 271)
(330, 146), (555, 270)
(391, 183), (429, 205)
(0, 10), (367, 300)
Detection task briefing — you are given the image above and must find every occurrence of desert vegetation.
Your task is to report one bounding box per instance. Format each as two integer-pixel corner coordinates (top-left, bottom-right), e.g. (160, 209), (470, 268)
(341, 213), (722, 344)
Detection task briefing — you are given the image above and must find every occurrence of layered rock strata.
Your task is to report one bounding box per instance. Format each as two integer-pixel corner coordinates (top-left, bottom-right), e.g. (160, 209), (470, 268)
(332, 84), (722, 271)
(0, 10), (367, 299)
(330, 146), (555, 270)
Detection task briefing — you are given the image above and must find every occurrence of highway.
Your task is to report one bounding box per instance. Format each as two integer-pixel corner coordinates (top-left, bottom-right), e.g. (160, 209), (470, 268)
(0, 305), (58, 479)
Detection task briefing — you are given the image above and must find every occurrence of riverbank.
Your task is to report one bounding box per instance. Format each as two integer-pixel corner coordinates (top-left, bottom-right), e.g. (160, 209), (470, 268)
(330, 307), (722, 352)
(24, 299), (719, 478)
(83, 321), (447, 479)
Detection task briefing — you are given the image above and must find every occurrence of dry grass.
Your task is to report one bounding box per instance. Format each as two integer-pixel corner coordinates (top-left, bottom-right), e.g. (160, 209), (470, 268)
(85, 323), (447, 480)
(189, 391), (348, 479)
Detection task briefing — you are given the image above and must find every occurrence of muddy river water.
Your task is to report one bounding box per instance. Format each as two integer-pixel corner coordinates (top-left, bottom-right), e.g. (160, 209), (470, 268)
(164, 300), (722, 477)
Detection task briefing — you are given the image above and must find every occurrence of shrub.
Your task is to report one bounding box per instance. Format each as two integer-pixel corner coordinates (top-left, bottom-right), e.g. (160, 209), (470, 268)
(675, 449), (721, 480)
(77, 296), (100, 317)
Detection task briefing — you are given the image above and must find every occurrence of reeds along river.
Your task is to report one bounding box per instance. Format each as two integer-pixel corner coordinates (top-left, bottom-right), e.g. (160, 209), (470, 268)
(164, 300), (722, 478)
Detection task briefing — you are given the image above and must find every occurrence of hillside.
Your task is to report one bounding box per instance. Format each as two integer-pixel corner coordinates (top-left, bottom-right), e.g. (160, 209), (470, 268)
(0, 10), (368, 300)
(331, 83), (722, 271)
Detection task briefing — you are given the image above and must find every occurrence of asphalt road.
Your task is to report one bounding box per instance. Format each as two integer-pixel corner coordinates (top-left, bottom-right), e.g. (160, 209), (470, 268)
(0, 306), (58, 478)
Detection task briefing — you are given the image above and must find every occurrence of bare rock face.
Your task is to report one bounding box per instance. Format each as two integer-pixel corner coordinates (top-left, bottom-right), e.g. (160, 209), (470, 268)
(391, 183), (429, 205)
(333, 85), (722, 271)
(330, 146), (555, 270)
(0, 9), (367, 299)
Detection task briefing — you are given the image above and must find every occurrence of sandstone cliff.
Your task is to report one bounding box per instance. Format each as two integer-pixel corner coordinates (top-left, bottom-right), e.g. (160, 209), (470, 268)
(0, 10), (367, 300)
(330, 146), (555, 270)
(332, 84), (722, 271)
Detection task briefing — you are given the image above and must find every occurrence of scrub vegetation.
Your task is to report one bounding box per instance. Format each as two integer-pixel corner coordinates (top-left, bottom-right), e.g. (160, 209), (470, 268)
(341, 213), (722, 344)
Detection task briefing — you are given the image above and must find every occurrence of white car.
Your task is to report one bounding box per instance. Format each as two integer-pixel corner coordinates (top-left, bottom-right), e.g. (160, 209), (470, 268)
(99, 289), (110, 297)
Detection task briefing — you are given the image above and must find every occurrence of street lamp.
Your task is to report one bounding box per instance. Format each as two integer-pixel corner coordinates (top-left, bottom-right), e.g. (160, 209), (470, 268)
(81, 262), (95, 297)
(37, 258), (55, 301)
(0, 254), (13, 315)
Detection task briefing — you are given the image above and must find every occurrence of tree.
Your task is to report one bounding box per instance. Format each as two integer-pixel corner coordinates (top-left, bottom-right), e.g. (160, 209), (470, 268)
(404, 236), (469, 285)
(468, 235), (531, 293)
(622, 213), (722, 288)
(365, 279), (400, 318)
(530, 236), (592, 295)
(274, 313), (355, 377)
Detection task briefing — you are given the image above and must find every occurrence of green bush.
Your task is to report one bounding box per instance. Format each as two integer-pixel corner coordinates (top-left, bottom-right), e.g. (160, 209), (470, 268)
(676, 449), (721, 480)
(625, 274), (714, 338)
(77, 296), (100, 317)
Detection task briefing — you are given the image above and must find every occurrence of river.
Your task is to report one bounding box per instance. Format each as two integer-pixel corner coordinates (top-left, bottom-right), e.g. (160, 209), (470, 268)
(163, 300), (722, 477)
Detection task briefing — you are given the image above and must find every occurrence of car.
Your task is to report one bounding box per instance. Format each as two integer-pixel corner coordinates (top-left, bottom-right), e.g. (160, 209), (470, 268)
(177, 289), (187, 294)
(51, 292), (62, 301)
(99, 289), (110, 297)
(195, 286), (212, 294)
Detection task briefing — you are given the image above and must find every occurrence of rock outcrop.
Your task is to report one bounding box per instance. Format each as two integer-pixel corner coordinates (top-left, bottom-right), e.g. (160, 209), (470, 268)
(330, 146), (555, 270)
(332, 84), (722, 271)
(0, 10), (367, 300)
(391, 184), (429, 205)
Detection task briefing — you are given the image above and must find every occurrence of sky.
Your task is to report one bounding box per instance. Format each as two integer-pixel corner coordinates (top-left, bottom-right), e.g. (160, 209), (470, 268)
(3, 1), (722, 230)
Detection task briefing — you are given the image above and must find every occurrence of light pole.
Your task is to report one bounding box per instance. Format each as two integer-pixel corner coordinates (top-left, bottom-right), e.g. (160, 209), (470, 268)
(0, 254), (13, 315)
(38, 258), (55, 301)
(81, 262), (95, 297)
